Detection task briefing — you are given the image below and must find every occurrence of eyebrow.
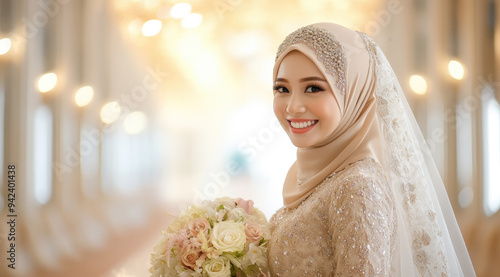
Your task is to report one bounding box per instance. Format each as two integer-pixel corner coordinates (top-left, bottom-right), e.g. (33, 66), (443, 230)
(275, 76), (327, 83)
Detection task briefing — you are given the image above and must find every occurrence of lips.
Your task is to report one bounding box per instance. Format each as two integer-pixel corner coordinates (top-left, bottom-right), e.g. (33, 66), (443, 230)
(288, 119), (318, 134)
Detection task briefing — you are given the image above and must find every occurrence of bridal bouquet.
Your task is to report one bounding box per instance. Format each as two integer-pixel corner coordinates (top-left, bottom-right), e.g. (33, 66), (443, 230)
(149, 197), (271, 277)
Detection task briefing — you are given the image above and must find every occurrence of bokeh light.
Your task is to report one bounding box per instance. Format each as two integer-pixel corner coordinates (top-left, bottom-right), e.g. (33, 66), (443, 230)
(142, 19), (162, 36)
(409, 75), (427, 95)
(0, 38), (12, 55)
(75, 86), (94, 107)
(170, 3), (192, 19)
(448, 60), (465, 80)
(100, 101), (121, 124)
(37, 73), (58, 93)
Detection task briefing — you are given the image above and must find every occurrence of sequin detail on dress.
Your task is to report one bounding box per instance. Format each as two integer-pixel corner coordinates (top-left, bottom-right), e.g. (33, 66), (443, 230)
(268, 158), (397, 276)
(276, 25), (347, 95)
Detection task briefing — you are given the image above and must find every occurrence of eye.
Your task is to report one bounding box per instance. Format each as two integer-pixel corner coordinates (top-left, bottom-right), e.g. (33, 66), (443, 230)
(273, 86), (289, 93)
(305, 85), (324, 93)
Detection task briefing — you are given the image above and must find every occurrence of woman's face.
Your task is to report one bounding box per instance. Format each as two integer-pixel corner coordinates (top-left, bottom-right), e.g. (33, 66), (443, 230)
(273, 51), (342, 148)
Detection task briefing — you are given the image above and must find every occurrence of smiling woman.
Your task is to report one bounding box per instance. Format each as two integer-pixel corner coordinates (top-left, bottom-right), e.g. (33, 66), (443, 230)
(267, 23), (476, 276)
(273, 51), (341, 148)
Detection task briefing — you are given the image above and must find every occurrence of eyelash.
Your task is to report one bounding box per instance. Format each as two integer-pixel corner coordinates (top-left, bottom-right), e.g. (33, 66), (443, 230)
(273, 83), (326, 93)
(273, 85), (288, 93)
(305, 83), (326, 93)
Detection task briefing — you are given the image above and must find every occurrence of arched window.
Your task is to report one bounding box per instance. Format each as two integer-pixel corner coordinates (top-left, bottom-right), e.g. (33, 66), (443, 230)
(33, 105), (53, 205)
(482, 85), (500, 216)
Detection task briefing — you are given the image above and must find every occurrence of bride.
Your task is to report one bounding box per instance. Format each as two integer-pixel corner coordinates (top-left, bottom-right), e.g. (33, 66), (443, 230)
(267, 22), (476, 276)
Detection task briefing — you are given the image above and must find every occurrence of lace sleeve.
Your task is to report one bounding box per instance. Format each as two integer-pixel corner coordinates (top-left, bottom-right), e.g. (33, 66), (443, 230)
(328, 174), (396, 276)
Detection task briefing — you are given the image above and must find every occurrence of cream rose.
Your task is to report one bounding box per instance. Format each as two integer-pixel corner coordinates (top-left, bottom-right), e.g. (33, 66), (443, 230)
(215, 197), (238, 210)
(244, 221), (262, 243)
(226, 208), (246, 222)
(211, 221), (246, 253)
(190, 218), (210, 237)
(203, 257), (231, 277)
(179, 245), (202, 270)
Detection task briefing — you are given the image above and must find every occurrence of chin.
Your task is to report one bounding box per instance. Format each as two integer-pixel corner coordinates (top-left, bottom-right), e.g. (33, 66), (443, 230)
(289, 138), (314, 149)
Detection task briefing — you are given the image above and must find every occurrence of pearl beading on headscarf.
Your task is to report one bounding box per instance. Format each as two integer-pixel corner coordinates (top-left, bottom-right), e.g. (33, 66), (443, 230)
(275, 25), (347, 95)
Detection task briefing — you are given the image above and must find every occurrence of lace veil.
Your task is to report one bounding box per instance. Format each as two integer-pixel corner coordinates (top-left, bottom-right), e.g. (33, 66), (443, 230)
(359, 30), (476, 276)
(274, 23), (475, 276)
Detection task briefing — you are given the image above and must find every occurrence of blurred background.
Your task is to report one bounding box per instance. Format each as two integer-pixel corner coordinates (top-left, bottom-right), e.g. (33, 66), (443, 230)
(0, 0), (499, 276)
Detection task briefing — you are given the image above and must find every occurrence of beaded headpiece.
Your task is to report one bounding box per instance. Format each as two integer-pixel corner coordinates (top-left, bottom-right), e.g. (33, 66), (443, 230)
(275, 25), (347, 95)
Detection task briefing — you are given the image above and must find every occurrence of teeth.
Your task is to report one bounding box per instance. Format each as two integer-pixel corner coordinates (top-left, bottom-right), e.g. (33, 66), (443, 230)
(290, 120), (317, 129)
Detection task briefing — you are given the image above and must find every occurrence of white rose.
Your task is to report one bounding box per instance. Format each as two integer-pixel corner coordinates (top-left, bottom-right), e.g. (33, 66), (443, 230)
(211, 221), (246, 253)
(226, 208), (246, 221)
(214, 197), (238, 210)
(251, 208), (269, 225)
(260, 224), (271, 241)
(203, 257), (231, 277)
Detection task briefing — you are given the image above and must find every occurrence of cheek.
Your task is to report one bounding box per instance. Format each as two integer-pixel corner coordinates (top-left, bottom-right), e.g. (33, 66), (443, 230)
(273, 98), (285, 118)
(313, 98), (341, 127)
(273, 98), (288, 129)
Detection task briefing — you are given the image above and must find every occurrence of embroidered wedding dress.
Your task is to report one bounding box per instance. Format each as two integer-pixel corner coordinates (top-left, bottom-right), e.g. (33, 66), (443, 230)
(269, 157), (396, 276)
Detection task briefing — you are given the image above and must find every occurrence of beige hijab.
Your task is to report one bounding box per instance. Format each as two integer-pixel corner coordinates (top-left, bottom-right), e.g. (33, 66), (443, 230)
(273, 23), (385, 209)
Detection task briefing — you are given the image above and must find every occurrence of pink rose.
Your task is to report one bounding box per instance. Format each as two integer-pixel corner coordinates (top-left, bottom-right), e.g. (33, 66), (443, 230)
(180, 244), (203, 270)
(245, 221), (262, 243)
(190, 218), (210, 237)
(235, 198), (254, 214)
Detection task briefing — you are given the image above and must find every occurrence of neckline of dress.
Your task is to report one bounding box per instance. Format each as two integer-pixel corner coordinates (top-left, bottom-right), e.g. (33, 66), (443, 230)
(286, 156), (379, 212)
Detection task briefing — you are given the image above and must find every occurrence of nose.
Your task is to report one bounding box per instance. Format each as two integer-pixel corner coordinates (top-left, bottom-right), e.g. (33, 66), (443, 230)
(286, 92), (306, 115)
